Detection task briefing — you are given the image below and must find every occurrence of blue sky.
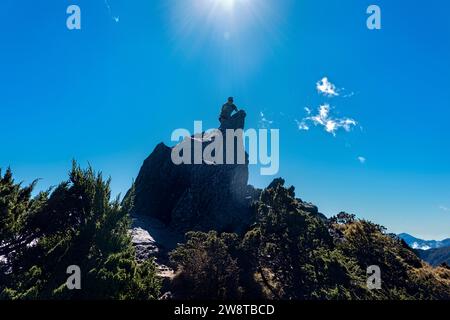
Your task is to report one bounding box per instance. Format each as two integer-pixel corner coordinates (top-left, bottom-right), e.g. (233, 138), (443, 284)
(1, 0), (449, 239)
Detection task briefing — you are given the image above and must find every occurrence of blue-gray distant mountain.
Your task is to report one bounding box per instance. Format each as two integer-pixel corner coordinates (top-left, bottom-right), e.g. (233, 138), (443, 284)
(399, 233), (450, 250)
(416, 247), (450, 267)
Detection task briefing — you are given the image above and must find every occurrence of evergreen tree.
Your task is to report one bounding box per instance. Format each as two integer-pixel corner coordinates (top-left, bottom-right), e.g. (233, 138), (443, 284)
(169, 178), (450, 300)
(170, 231), (242, 299)
(0, 163), (160, 300)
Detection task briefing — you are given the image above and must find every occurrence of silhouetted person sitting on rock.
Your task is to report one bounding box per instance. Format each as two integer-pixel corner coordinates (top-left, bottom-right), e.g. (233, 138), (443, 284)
(219, 97), (238, 124)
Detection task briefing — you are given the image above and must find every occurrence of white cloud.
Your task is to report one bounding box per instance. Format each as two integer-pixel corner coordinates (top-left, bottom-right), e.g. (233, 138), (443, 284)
(341, 118), (357, 132)
(295, 119), (309, 131)
(411, 242), (431, 250)
(299, 104), (357, 136)
(439, 205), (449, 212)
(259, 112), (274, 128)
(342, 91), (355, 98)
(357, 156), (366, 164)
(317, 77), (339, 97)
(297, 78), (357, 136)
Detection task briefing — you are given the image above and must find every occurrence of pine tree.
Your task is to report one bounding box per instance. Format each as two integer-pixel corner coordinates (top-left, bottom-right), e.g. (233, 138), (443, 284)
(0, 163), (160, 300)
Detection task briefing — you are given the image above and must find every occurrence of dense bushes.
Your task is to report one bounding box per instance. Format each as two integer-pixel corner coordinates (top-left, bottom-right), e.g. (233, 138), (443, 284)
(0, 163), (160, 300)
(169, 179), (450, 300)
(170, 231), (242, 299)
(2, 164), (449, 300)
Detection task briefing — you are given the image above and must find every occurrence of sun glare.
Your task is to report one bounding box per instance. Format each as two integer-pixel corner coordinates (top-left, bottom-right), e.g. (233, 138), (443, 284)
(169, 0), (281, 77)
(215, 0), (236, 11)
(171, 0), (256, 40)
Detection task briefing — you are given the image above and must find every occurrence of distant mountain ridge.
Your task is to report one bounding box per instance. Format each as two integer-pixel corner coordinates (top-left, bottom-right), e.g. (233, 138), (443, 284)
(416, 247), (450, 267)
(399, 233), (450, 250)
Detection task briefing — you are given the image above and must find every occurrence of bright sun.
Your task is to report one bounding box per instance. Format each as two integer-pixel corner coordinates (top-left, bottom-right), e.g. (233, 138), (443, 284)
(170, 0), (274, 44)
(170, 0), (278, 77)
(216, 0), (236, 11)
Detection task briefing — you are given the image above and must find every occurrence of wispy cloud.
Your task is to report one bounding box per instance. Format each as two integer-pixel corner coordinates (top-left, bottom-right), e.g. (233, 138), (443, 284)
(317, 77), (339, 97)
(259, 112), (274, 128)
(298, 104), (357, 136)
(105, 0), (120, 23)
(439, 205), (449, 212)
(357, 156), (366, 164)
(295, 119), (309, 131)
(342, 91), (355, 98)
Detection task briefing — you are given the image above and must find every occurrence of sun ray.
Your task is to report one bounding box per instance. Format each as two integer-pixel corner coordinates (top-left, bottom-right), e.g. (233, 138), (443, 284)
(167, 0), (285, 81)
(215, 0), (236, 11)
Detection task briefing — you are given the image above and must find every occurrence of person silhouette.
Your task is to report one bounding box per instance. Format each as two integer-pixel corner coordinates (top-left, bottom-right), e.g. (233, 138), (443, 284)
(219, 97), (238, 123)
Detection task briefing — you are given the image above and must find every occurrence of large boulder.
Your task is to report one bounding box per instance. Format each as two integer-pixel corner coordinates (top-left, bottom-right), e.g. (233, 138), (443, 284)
(132, 110), (256, 234)
(219, 110), (246, 130)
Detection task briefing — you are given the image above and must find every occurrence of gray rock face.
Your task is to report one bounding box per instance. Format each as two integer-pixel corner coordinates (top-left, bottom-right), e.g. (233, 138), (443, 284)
(132, 110), (256, 234)
(219, 110), (246, 130)
(130, 215), (181, 280)
(131, 226), (159, 262)
(131, 215), (183, 261)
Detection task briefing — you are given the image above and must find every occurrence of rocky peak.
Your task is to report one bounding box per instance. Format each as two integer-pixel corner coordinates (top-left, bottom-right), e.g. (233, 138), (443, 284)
(131, 109), (257, 235)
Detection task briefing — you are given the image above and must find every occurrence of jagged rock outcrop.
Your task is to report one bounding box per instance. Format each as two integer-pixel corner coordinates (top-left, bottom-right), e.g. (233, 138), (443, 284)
(132, 110), (257, 234)
(219, 109), (246, 130)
